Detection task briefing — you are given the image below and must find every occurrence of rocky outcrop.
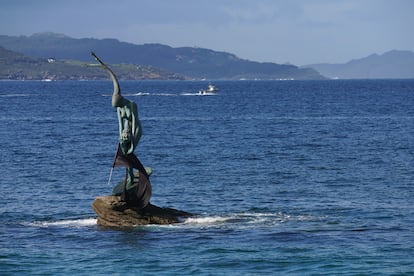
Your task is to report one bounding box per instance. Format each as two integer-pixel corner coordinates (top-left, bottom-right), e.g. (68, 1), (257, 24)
(92, 196), (192, 227)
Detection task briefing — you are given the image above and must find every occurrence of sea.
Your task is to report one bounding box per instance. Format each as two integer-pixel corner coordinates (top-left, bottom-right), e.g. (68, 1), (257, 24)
(0, 79), (413, 275)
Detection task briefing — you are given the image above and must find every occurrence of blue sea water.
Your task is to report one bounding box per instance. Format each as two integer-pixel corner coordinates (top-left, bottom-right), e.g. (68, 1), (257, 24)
(0, 79), (413, 275)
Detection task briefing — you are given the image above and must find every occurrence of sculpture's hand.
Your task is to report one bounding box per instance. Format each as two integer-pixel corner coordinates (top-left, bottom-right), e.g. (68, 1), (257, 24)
(91, 52), (104, 65)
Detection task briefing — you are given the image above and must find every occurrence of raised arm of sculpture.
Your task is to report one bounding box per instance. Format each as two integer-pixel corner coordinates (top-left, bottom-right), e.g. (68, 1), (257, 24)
(91, 52), (142, 155)
(91, 52), (126, 108)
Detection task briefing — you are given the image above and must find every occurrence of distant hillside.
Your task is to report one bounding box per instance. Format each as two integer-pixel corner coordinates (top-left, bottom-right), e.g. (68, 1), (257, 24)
(0, 46), (184, 80)
(303, 50), (414, 79)
(0, 33), (325, 80)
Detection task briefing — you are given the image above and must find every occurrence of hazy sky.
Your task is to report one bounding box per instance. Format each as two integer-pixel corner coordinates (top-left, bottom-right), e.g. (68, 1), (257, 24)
(1, 0), (413, 65)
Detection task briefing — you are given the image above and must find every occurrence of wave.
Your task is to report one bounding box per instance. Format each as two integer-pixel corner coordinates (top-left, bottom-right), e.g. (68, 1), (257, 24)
(0, 116), (54, 122)
(144, 116), (215, 122)
(24, 212), (323, 230)
(29, 218), (97, 228)
(0, 93), (34, 97)
(169, 211), (326, 230)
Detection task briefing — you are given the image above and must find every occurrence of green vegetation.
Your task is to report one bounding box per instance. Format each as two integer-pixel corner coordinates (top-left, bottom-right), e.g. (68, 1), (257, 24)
(0, 46), (185, 80)
(0, 33), (325, 80)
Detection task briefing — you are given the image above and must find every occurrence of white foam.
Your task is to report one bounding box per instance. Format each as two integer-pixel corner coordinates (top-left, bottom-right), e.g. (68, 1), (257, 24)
(31, 218), (97, 228)
(123, 92), (151, 96)
(26, 212), (323, 230)
(103, 92), (178, 97)
(183, 216), (230, 225)
(177, 211), (326, 229)
(180, 92), (198, 96)
(197, 92), (217, 96)
(134, 92), (150, 96)
(180, 92), (217, 96)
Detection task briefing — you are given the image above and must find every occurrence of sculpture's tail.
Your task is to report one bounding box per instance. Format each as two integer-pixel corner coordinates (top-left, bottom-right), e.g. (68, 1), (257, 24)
(112, 145), (149, 178)
(112, 145), (152, 209)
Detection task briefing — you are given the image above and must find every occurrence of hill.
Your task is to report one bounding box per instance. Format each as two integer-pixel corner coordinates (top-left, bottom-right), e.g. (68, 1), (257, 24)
(303, 50), (414, 79)
(0, 46), (184, 80)
(0, 33), (325, 80)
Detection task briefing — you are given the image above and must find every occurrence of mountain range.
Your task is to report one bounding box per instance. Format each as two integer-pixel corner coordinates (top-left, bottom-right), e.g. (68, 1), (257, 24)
(303, 50), (414, 79)
(1, 33), (413, 80)
(0, 33), (324, 80)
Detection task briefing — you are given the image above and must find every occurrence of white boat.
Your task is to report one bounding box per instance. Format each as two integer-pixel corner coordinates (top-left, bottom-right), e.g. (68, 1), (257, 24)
(199, 84), (218, 95)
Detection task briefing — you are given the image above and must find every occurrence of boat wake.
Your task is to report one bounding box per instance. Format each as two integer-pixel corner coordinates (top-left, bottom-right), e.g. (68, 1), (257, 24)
(102, 92), (217, 97)
(102, 92), (177, 97)
(180, 92), (217, 96)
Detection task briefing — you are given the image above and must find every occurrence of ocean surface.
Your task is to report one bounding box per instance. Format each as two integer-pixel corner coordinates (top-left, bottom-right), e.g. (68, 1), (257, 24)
(0, 79), (413, 275)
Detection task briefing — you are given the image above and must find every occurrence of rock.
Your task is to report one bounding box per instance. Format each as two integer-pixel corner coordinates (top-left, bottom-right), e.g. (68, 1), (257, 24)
(92, 196), (192, 227)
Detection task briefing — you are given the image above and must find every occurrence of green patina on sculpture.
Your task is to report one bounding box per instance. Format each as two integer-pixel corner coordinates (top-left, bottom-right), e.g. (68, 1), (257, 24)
(91, 52), (192, 226)
(92, 52), (151, 208)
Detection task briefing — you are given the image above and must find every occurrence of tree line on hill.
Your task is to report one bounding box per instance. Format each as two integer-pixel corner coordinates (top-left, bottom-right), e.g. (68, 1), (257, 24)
(1, 33), (413, 80)
(0, 33), (324, 80)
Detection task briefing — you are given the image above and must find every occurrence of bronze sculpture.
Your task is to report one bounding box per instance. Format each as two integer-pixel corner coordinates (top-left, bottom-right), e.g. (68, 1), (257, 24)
(91, 52), (151, 209)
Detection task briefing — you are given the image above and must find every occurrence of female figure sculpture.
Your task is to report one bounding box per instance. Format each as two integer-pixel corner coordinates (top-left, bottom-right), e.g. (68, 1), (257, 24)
(92, 52), (151, 208)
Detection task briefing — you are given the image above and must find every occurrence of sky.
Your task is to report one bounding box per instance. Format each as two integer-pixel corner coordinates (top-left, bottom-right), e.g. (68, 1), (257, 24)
(1, 0), (413, 65)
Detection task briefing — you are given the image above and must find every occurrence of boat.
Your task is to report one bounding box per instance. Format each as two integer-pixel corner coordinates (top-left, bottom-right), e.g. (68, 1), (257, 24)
(199, 84), (218, 95)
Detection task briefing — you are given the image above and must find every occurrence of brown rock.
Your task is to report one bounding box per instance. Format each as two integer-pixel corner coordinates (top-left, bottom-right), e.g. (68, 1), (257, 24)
(92, 196), (192, 227)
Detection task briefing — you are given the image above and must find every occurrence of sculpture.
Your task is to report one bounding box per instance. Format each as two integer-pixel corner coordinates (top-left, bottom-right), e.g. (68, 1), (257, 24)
(90, 52), (192, 227)
(91, 52), (151, 209)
